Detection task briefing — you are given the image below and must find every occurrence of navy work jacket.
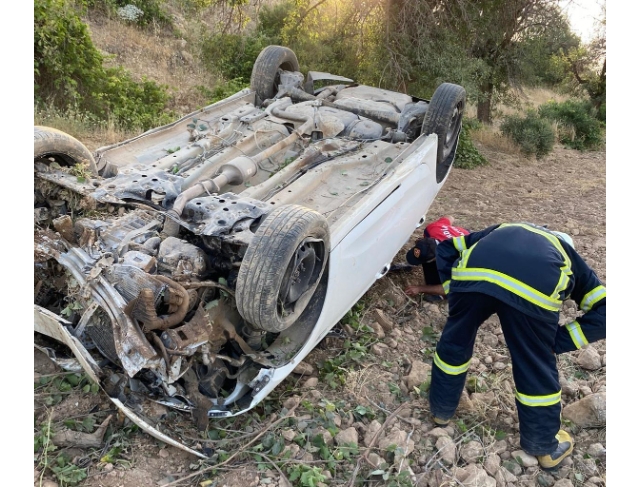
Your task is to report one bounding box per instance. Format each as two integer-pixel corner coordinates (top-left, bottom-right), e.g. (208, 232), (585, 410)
(436, 223), (606, 352)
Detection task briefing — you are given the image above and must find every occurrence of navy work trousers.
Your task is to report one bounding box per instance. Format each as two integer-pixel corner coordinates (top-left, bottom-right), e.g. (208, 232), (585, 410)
(429, 292), (562, 455)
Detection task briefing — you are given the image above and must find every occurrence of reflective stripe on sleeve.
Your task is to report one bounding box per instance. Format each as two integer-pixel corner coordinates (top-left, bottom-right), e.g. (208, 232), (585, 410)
(442, 280), (450, 294)
(580, 285), (606, 312)
(515, 389), (562, 407)
(566, 320), (589, 349)
(433, 351), (470, 376)
(452, 236), (467, 252)
(452, 267), (563, 311)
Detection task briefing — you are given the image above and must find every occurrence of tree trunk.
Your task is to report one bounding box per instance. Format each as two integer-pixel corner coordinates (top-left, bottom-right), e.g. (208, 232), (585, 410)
(477, 82), (494, 124)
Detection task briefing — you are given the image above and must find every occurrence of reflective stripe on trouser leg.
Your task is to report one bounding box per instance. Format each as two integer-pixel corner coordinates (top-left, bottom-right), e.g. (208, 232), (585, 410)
(495, 300), (562, 456)
(429, 292), (496, 419)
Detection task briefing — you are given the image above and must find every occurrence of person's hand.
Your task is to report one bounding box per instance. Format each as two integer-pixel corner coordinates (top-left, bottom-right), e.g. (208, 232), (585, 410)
(404, 285), (424, 297)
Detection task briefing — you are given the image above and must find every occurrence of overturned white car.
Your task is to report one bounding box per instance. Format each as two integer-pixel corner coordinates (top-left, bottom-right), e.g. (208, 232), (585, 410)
(34, 46), (465, 453)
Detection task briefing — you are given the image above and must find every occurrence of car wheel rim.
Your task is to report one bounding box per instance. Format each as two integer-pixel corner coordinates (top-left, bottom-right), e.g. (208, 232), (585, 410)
(445, 103), (463, 148)
(279, 238), (324, 315)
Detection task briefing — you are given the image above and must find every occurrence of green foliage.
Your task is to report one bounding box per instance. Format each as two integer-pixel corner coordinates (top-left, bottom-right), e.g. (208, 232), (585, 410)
(287, 465), (327, 487)
(512, 12), (581, 87)
(538, 99), (604, 150)
(317, 301), (374, 389)
(352, 405), (376, 421)
(256, 0), (293, 42)
(35, 416), (89, 486)
(197, 78), (250, 104)
(35, 372), (100, 406)
(35, 0), (172, 131)
(99, 67), (173, 128)
(201, 33), (269, 82)
(35, 0), (104, 106)
(500, 110), (556, 159)
(596, 103), (606, 124)
(454, 120), (488, 169)
(51, 453), (88, 486)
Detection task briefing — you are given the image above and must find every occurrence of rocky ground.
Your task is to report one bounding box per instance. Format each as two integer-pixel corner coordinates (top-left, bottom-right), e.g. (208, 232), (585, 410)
(34, 141), (606, 487)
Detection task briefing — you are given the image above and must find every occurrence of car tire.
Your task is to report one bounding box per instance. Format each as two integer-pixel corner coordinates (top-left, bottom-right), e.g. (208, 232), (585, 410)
(250, 45), (300, 105)
(421, 83), (466, 182)
(236, 204), (329, 333)
(34, 126), (100, 175)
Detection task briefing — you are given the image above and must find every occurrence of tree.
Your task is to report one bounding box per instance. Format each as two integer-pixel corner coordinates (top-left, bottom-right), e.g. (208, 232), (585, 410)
(385, 0), (573, 123)
(561, 2), (606, 115)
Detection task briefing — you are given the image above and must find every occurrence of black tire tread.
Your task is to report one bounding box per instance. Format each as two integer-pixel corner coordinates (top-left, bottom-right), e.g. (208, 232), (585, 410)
(250, 46), (300, 104)
(236, 204), (329, 332)
(34, 126), (99, 175)
(422, 83), (466, 166)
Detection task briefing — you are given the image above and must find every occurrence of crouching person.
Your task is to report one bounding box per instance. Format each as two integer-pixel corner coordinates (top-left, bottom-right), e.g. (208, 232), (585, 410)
(428, 222), (606, 470)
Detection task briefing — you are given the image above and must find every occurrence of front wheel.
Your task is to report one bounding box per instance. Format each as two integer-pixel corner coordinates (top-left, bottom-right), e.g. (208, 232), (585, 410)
(236, 204), (329, 333)
(34, 126), (99, 175)
(421, 83), (466, 182)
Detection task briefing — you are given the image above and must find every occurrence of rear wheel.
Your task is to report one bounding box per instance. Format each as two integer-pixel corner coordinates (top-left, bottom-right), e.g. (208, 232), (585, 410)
(421, 83), (466, 183)
(250, 45), (300, 105)
(236, 204), (329, 333)
(34, 126), (99, 175)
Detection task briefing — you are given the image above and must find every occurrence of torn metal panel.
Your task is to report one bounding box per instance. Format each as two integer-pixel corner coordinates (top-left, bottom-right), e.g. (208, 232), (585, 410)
(34, 306), (102, 383)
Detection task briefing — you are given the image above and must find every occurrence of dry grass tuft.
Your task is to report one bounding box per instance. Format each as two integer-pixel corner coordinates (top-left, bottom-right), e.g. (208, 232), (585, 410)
(467, 87), (570, 122)
(34, 108), (138, 152)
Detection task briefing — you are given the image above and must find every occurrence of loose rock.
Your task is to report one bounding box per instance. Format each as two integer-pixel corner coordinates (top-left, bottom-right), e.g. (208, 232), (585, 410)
(293, 362), (315, 376)
(460, 440), (484, 464)
(562, 392), (606, 427)
(510, 450), (538, 468)
(403, 360), (431, 390)
(435, 436), (456, 466)
(576, 347), (601, 370)
(335, 427), (358, 446)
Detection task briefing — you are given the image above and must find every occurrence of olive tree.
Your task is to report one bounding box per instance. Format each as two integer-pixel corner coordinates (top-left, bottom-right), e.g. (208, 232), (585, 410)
(386, 0), (574, 123)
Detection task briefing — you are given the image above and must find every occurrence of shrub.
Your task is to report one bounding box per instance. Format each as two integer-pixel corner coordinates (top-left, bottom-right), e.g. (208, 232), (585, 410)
(35, 0), (105, 108)
(35, 0), (172, 131)
(538, 99), (604, 150)
(201, 33), (269, 83)
(500, 111), (555, 159)
(454, 119), (488, 169)
(96, 67), (173, 129)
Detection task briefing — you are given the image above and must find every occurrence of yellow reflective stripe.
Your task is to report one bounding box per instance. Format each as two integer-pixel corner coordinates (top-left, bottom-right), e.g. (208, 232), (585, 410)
(500, 223), (573, 298)
(459, 241), (478, 269)
(452, 236), (467, 252)
(566, 320), (588, 349)
(433, 351), (470, 376)
(552, 271), (570, 301)
(452, 267), (562, 311)
(580, 285), (606, 312)
(442, 280), (450, 294)
(515, 389), (562, 407)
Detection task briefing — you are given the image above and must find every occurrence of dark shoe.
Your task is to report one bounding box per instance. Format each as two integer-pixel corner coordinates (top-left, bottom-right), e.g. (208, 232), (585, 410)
(389, 263), (415, 273)
(537, 430), (574, 471)
(432, 415), (451, 427)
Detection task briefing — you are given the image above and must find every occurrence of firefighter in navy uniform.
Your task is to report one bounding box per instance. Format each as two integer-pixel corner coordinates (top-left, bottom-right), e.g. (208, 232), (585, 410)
(428, 222), (606, 470)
